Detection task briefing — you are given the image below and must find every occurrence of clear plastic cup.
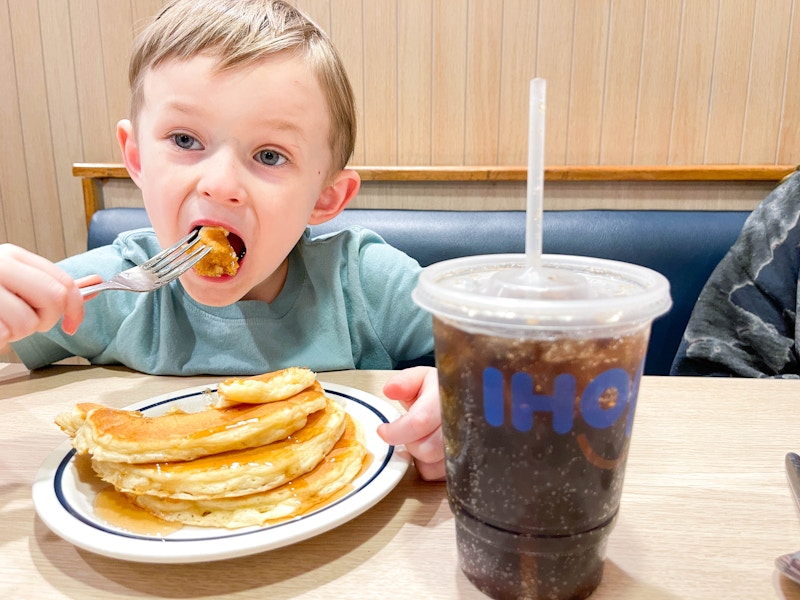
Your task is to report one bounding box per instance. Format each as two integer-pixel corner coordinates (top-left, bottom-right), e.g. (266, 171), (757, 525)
(413, 253), (672, 600)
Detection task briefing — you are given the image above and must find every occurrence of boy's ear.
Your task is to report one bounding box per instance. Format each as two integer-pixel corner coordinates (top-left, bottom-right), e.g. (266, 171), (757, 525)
(308, 169), (361, 225)
(116, 119), (143, 188)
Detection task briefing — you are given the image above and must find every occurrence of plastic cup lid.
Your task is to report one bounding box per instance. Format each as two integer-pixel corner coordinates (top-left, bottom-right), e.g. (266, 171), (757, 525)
(413, 254), (672, 331)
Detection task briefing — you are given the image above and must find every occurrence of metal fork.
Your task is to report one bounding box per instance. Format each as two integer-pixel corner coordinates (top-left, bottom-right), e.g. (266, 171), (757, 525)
(80, 231), (211, 297)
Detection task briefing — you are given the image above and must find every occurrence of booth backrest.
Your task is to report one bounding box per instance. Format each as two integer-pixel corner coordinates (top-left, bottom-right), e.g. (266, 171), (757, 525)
(88, 207), (750, 376)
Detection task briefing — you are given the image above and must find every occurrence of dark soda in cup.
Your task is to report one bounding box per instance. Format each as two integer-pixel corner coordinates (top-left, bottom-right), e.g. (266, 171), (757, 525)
(414, 254), (671, 600)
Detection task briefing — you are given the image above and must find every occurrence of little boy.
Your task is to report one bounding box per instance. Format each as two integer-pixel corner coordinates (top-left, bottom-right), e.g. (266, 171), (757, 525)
(0, 0), (443, 480)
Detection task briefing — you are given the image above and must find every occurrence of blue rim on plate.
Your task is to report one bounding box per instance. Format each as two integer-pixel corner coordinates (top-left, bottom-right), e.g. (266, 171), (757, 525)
(32, 381), (410, 563)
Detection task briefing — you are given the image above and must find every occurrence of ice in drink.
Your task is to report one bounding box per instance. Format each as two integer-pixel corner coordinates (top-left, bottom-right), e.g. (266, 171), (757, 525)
(414, 254), (671, 600)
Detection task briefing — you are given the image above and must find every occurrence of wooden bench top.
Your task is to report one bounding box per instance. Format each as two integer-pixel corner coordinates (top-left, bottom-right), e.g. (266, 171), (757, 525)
(73, 162), (797, 227)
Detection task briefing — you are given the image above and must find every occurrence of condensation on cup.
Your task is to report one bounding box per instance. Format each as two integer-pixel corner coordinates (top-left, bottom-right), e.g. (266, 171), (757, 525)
(413, 253), (672, 600)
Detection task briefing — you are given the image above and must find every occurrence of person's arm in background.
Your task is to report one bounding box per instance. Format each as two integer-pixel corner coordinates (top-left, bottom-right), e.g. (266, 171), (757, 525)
(671, 172), (800, 378)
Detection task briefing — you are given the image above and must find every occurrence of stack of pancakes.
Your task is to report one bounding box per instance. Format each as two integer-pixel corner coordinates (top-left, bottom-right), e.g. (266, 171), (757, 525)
(55, 368), (367, 529)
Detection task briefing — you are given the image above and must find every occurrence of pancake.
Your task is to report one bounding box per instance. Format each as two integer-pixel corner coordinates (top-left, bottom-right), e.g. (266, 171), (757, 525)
(132, 413), (367, 528)
(55, 382), (327, 464)
(92, 398), (346, 500)
(193, 226), (239, 277)
(215, 366), (316, 407)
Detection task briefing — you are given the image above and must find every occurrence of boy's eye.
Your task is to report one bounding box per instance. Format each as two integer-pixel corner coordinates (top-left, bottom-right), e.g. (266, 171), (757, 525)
(172, 133), (200, 150)
(256, 149), (287, 166)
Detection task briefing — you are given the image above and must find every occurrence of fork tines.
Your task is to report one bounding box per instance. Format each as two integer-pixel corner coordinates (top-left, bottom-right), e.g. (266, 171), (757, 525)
(143, 231), (203, 272)
(157, 244), (211, 280)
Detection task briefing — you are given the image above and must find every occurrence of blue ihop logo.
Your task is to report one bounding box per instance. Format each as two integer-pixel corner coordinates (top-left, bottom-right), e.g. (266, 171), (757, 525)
(482, 362), (643, 436)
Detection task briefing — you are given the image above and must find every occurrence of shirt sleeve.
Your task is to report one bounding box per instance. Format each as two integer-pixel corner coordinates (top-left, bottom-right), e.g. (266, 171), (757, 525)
(671, 172), (800, 378)
(333, 228), (434, 367)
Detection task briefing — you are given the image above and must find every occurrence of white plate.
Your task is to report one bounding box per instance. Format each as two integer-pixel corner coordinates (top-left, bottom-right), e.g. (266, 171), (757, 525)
(32, 381), (410, 563)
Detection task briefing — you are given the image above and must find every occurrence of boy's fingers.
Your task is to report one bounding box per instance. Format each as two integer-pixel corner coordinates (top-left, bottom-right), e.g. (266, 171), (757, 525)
(403, 426), (444, 465)
(413, 457), (446, 482)
(61, 283), (89, 335)
(0, 289), (31, 344)
(378, 390), (440, 445)
(0, 321), (10, 348)
(74, 274), (103, 302)
(75, 274), (102, 288)
(383, 365), (432, 394)
(0, 248), (89, 339)
(0, 286), (50, 341)
(382, 366), (438, 409)
(378, 420), (446, 481)
(26, 269), (87, 335)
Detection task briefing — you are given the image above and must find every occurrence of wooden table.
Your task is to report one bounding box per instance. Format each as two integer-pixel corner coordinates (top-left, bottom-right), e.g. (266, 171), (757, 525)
(2, 363), (800, 599)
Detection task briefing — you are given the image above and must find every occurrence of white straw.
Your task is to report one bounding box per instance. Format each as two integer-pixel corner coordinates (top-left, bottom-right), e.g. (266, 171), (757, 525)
(525, 78), (546, 269)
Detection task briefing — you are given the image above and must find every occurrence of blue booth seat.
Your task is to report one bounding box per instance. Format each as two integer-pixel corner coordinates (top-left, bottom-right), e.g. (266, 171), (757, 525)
(88, 207), (750, 376)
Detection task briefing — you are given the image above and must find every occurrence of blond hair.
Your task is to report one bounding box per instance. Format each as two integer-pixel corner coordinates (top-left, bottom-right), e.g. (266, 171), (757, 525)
(129, 0), (356, 172)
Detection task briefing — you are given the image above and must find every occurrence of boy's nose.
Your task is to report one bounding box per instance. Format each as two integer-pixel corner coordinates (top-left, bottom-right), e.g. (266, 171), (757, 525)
(196, 152), (248, 204)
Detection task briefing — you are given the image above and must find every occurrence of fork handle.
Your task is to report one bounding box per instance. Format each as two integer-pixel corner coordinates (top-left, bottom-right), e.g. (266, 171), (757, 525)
(79, 282), (123, 297)
(77, 275), (116, 298)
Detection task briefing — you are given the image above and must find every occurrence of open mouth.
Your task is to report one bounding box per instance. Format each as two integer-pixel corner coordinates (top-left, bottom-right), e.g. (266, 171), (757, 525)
(192, 225), (247, 262)
(191, 225), (247, 278)
(227, 232), (247, 261)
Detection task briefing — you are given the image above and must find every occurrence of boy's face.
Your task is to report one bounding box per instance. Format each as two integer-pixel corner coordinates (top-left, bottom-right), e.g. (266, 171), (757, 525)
(118, 52), (357, 306)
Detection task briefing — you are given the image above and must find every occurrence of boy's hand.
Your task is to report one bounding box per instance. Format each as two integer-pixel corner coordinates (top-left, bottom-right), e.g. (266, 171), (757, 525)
(0, 244), (87, 346)
(377, 366), (445, 481)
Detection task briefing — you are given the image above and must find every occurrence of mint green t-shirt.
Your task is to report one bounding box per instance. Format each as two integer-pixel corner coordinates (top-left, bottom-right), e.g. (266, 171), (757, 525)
(12, 227), (433, 375)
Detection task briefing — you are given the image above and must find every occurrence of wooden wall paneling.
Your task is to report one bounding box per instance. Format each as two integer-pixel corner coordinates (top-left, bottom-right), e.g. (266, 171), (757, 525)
(0, 0), (6, 244)
(567, 0), (610, 165)
(348, 179), (774, 212)
(431, 0), (468, 164)
(464, 0), (503, 165)
(103, 179), (144, 209)
(543, 179), (773, 211)
(351, 180), (524, 211)
(0, 169), (8, 245)
(599, 0), (646, 165)
(8, 0), (64, 259)
(328, 0), (365, 165)
(294, 0), (331, 32)
(703, 0), (755, 164)
(397, 1), (433, 165)
(497, 0), (538, 165)
(8, 0), (800, 273)
(0, 0), (32, 247)
(131, 0), (164, 34)
(778, 1), (800, 165)
(535, 0), (575, 165)
(71, 0), (116, 162)
(741, 0), (794, 163)
(98, 1), (134, 162)
(39, 0), (87, 258)
(668, 0), (717, 164)
(362, 0), (398, 164)
(633, 0), (681, 164)
(0, 0), (29, 248)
